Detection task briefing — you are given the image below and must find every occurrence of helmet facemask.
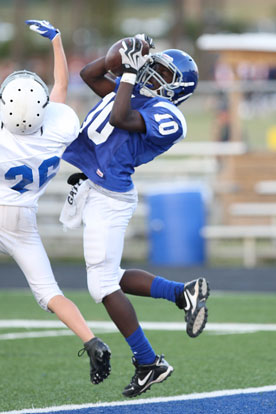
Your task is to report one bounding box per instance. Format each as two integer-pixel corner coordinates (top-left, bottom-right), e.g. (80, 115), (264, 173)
(0, 70), (49, 135)
(137, 50), (198, 106)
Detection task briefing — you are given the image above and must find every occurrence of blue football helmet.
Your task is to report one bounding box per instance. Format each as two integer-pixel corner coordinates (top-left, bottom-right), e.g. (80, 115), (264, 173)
(137, 49), (199, 106)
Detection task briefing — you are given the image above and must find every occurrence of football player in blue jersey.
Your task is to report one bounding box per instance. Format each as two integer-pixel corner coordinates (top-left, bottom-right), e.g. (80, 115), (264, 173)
(62, 36), (210, 397)
(0, 20), (111, 385)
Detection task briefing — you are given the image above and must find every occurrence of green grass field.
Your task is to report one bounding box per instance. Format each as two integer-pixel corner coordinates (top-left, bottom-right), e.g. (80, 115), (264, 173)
(0, 290), (276, 412)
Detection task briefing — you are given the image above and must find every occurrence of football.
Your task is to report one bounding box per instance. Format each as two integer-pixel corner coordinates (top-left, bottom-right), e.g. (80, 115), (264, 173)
(105, 37), (150, 77)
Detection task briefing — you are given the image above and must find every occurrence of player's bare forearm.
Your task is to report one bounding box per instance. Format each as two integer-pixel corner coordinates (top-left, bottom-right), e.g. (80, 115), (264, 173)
(49, 34), (68, 103)
(109, 37), (147, 132)
(80, 57), (115, 97)
(109, 81), (146, 132)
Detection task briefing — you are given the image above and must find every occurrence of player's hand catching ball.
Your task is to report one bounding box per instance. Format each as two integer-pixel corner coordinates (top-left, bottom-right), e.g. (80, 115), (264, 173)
(119, 38), (149, 74)
(134, 33), (155, 49)
(25, 19), (60, 41)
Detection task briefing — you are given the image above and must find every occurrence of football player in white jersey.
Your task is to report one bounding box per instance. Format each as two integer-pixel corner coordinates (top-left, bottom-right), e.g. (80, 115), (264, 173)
(62, 36), (210, 397)
(0, 20), (111, 385)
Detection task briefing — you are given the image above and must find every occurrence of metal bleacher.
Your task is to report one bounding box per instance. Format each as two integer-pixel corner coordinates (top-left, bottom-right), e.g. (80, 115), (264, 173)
(37, 141), (248, 261)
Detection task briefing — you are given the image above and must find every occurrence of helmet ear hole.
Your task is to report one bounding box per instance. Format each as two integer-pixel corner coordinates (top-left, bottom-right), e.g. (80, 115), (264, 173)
(0, 70), (49, 135)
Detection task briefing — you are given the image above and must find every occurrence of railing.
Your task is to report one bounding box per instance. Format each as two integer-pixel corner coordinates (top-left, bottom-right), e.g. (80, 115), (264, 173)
(2, 80), (276, 265)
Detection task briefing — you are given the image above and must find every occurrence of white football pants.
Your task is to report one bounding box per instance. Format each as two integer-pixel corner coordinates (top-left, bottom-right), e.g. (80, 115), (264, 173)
(0, 205), (63, 311)
(82, 188), (137, 303)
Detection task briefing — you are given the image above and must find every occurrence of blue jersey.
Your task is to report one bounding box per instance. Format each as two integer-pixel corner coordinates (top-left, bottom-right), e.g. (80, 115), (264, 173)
(63, 80), (187, 192)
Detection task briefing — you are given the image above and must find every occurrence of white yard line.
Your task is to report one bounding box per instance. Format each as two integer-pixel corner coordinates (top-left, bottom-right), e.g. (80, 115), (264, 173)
(0, 320), (276, 340)
(1, 385), (276, 414)
(0, 330), (74, 340)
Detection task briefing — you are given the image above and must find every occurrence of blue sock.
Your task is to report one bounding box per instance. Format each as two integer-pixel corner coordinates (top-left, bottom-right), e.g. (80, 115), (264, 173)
(126, 326), (156, 365)
(150, 276), (184, 303)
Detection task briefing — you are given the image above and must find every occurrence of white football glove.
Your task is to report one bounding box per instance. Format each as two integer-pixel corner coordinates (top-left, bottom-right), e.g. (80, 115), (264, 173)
(25, 19), (60, 41)
(135, 33), (155, 49)
(119, 38), (149, 74)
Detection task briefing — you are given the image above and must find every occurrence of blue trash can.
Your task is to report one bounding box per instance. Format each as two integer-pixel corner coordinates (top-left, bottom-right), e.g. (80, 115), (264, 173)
(146, 189), (206, 266)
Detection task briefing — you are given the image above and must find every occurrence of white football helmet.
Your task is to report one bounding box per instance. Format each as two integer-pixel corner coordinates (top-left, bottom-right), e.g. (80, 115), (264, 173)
(0, 70), (49, 135)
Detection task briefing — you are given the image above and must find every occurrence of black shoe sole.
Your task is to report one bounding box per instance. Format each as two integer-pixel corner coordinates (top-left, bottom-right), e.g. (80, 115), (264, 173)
(186, 302), (208, 338)
(198, 278), (210, 301)
(101, 349), (112, 378)
(185, 278), (210, 338)
(90, 349), (111, 384)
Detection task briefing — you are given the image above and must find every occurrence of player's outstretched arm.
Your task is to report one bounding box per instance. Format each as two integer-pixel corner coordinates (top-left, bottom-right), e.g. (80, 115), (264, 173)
(80, 56), (116, 98)
(50, 33), (69, 103)
(25, 19), (68, 103)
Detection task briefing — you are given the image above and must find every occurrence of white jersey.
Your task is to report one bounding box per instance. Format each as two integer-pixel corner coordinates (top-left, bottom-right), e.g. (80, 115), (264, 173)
(0, 102), (79, 207)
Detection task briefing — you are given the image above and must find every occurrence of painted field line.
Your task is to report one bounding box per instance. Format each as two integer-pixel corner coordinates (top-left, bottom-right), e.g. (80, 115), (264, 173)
(1, 385), (276, 414)
(0, 330), (74, 340)
(0, 320), (117, 329)
(1, 320), (276, 335)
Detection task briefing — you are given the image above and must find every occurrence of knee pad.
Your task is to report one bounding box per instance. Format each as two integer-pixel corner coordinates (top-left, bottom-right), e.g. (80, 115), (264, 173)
(87, 266), (121, 303)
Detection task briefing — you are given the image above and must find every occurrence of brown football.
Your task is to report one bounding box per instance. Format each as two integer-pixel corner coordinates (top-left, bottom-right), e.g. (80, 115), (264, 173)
(105, 37), (150, 77)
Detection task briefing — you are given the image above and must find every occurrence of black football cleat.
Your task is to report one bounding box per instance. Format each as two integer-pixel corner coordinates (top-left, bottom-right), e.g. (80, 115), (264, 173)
(176, 278), (210, 338)
(122, 354), (173, 398)
(78, 337), (111, 384)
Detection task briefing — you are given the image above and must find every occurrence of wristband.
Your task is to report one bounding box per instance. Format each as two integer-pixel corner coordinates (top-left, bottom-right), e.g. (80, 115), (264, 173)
(121, 72), (137, 85)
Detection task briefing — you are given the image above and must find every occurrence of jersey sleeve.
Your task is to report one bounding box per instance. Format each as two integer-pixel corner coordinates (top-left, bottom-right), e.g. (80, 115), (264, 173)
(44, 102), (80, 145)
(138, 101), (187, 146)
